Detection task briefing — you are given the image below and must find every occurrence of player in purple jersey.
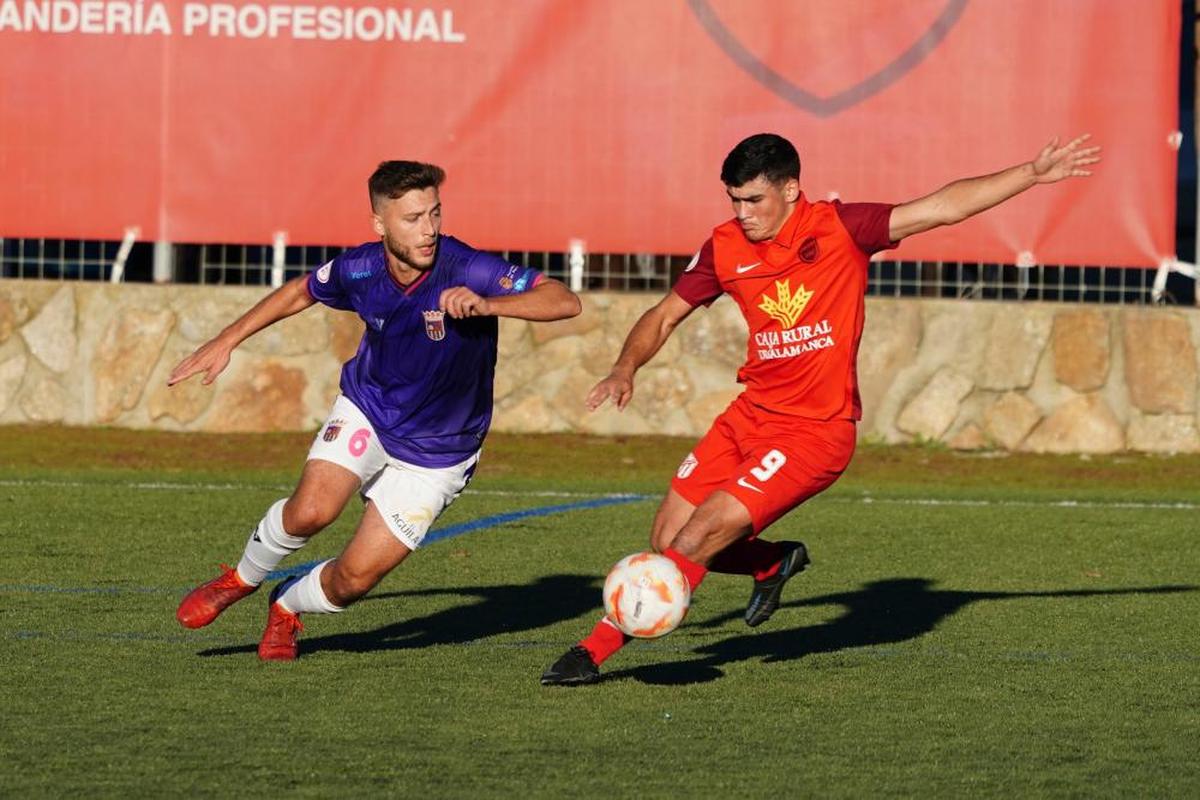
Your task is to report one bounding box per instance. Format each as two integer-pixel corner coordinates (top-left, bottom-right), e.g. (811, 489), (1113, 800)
(170, 161), (580, 660)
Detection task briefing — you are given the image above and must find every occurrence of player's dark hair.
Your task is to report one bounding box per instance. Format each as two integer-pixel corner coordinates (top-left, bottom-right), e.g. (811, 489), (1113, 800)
(720, 133), (801, 188)
(368, 161), (445, 209)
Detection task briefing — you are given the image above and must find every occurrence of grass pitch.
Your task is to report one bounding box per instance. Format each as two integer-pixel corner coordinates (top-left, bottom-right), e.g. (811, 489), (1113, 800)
(0, 426), (1197, 798)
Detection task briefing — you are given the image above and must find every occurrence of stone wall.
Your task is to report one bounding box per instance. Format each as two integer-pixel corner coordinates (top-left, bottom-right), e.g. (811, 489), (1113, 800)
(2, 280), (1198, 453)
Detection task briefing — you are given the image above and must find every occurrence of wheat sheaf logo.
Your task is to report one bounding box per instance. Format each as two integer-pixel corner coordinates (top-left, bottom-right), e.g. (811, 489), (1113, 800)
(758, 279), (813, 328)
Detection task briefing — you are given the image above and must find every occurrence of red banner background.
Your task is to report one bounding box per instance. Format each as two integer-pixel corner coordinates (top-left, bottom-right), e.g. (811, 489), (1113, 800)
(0, 1), (1181, 266)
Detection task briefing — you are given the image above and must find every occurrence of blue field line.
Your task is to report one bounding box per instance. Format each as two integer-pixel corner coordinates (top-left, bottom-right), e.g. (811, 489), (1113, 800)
(266, 493), (651, 580)
(0, 493), (652, 596)
(0, 584), (179, 595)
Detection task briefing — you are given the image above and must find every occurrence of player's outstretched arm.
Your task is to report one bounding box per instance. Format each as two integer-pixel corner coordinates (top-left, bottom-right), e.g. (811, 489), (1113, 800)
(438, 278), (581, 321)
(167, 274), (316, 386)
(888, 134), (1101, 242)
(586, 291), (696, 412)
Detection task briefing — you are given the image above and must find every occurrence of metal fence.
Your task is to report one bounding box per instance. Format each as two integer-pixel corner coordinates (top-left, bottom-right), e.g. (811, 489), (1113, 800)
(1, 236), (1196, 306)
(0, 238), (123, 281)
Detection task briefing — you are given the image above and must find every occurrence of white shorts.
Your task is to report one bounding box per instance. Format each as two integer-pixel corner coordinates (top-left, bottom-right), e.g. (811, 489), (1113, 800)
(306, 395), (478, 551)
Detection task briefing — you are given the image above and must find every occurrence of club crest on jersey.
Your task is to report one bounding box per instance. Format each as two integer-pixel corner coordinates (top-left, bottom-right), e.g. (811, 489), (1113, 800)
(758, 279), (813, 328)
(316, 261), (332, 283)
(423, 309), (447, 341)
(799, 236), (820, 263)
(677, 452), (699, 479)
(499, 265), (518, 290)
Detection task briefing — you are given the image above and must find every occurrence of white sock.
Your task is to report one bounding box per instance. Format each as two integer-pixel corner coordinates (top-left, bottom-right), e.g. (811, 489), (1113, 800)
(235, 499), (309, 586)
(276, 560), (343, 615)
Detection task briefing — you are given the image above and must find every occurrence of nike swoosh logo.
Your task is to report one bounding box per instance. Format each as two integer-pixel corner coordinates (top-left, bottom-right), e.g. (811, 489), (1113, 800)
(735, 262), (761, 274)
(736, 477), (764, 494)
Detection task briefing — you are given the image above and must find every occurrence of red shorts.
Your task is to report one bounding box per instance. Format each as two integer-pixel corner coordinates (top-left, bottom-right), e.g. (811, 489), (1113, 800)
(670, 395), (856, 533)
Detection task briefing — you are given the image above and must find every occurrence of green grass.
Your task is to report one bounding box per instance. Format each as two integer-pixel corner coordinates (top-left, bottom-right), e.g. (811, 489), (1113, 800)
(0, 426), (1197, 797)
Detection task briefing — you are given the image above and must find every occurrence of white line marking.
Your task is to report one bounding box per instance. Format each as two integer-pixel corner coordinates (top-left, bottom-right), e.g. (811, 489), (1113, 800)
(0, 478), (644, 500)
(828, 496), (1200, 511)
(0, 479), (1194, 510)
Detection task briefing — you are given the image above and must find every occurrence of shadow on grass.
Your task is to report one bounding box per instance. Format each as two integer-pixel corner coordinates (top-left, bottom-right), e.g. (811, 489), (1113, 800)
(606, 578), (1198, 686)
(197, 573), (600, 657)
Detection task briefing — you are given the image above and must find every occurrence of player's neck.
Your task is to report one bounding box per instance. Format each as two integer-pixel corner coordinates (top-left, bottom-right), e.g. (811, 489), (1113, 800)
(385, 256), (426, 287)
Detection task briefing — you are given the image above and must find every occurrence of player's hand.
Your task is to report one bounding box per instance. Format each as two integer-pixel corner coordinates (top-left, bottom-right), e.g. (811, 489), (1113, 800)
(586, 372), (634, 411)
(167, 338), (233, 386)
(439, 286), (492, 318)
(1031, 134), (1101, 184)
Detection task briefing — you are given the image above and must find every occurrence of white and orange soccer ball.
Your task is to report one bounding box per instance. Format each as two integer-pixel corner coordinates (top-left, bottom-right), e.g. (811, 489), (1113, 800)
(603, 552), (691, 638)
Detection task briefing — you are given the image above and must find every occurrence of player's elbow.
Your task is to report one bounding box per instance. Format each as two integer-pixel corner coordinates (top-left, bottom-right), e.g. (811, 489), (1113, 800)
(534, 279), (581, 320)
(554, 290), (582, 320)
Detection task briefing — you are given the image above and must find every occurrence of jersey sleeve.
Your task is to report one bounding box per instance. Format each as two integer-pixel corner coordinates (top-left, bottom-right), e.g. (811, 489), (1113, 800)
(672, 238), (723, 307)
(465, 252), (544, 297)
(306, 257), (355, 311)
(833, 201), (898, 256)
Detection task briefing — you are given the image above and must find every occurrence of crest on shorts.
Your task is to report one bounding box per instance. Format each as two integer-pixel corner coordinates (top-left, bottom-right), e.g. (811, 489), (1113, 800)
(677, 452), (699, 479)
(423, 309), (446, 341)
(322, 418), (346, 442)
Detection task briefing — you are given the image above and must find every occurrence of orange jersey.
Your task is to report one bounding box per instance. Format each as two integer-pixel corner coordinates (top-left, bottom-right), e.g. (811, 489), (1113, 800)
(674, 195), (894, 420)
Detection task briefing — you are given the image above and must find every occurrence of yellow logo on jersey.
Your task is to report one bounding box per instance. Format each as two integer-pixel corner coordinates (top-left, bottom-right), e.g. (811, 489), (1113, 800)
(758, 279), (812, 328)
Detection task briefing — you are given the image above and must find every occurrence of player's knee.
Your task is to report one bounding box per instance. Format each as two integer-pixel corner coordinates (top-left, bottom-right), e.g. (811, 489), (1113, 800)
(648, 527), (672, 554)
(650, 510), (685, 553)
(282, 496), (337, 537)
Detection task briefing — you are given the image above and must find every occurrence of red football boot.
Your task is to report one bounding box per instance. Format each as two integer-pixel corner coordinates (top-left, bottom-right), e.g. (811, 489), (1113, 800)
(258, 582), (303, 661)
(176, 564), (258, 629)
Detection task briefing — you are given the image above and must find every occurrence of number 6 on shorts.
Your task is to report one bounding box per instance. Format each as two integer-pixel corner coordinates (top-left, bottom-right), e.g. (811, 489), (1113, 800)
(349, 428), (372, 458)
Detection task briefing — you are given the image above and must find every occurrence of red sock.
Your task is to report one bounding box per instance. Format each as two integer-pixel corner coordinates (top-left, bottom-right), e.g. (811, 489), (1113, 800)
(709, 538), (785, 578)
(663, 548), (708, 592)
(579, 617), (629, 665)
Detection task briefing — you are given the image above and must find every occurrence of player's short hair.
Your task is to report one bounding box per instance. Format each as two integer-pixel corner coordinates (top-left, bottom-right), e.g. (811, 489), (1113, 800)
(368, 161), (445, 210)
(720, 133), (801, 188)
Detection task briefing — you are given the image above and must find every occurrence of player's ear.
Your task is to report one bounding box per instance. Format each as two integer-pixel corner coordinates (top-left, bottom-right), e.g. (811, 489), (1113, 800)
(784, 179), (799, 202)
(371, 213), (385, 238)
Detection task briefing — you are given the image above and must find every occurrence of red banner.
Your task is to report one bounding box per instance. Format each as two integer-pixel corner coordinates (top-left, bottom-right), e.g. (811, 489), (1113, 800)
(0, 1), (1180, 266)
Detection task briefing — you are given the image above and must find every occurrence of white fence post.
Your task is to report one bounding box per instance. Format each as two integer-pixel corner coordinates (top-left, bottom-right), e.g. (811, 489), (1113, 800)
(1151, 258), (1198, 304)
(109, 227), (140, 283)
(152, 241), (174, 283)
(271, 231), (287, 288)
(568, 238), (586, 292)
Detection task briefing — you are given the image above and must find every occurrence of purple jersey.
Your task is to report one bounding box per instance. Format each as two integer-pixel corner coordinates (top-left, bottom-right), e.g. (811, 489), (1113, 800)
(307, 235), (543, 467)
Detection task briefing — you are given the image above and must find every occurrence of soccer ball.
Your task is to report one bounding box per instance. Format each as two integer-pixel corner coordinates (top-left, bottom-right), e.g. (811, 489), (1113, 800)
(603, 552), (691, 638)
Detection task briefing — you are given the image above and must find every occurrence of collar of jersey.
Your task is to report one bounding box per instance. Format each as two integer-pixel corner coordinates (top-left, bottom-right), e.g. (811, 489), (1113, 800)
(382, 249), (435, 296)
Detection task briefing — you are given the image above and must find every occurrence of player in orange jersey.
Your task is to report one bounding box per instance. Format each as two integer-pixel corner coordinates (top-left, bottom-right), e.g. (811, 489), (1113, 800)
(542, 132), (1099, 685)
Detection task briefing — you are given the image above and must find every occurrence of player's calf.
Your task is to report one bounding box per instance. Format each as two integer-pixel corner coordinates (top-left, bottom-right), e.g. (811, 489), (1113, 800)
(235, 499), (312, 586)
